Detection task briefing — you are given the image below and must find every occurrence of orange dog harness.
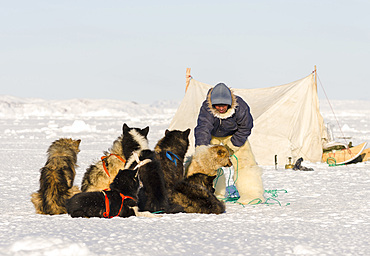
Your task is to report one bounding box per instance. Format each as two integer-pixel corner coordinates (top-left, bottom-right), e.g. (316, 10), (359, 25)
(101, 154), (126, 177)
(101, 190), (135, 218)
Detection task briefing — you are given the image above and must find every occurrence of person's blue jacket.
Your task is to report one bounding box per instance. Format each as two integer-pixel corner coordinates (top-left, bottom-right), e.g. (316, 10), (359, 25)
(194, 87), (253, 148)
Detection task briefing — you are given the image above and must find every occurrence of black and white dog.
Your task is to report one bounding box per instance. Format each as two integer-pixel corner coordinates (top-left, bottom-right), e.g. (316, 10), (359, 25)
(81, 123), (149, 192)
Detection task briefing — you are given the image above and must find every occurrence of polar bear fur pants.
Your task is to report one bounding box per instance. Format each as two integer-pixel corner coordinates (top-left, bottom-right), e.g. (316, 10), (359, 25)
(211, 136), (265, 204)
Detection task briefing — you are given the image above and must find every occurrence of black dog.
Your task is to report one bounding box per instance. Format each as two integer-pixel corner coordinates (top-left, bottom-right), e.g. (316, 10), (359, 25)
(154, 129), (190, 213)
(171, 173), (225, 214)
(66, 169), (139, 218)
(154, 129), (190, 192)
(137, 149), (169, 213)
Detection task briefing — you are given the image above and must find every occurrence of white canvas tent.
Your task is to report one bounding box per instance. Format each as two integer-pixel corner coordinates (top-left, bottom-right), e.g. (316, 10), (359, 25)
(169, 69), (328, 166)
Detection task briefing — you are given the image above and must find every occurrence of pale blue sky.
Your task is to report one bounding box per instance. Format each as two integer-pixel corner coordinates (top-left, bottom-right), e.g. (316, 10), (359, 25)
(1, 0), (369, 103)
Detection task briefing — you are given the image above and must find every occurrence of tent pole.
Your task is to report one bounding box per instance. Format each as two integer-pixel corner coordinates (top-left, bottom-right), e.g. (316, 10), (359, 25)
(185, 68), (191, 92)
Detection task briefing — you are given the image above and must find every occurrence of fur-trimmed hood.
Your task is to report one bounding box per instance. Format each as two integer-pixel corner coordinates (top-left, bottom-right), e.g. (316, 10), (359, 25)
(195, 87), (254, 148)
(206, 87), (238, 119)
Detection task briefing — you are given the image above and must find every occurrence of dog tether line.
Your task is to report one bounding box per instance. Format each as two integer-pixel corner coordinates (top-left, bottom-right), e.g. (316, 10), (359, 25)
(102, 190), (135, 218)
(132, 152), (152, 171)
(101, 154), (126, 177)
(215, 155), (289, 206)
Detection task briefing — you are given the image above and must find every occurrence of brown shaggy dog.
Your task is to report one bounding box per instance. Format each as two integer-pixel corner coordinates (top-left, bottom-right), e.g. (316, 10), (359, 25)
(185, 145), (232, 177)
(81, 153), (126, 192)
(31, 138), (81, 215)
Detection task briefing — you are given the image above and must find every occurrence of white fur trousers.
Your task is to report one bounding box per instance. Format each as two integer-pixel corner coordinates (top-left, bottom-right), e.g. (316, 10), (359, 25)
(211, 137), (265, 204)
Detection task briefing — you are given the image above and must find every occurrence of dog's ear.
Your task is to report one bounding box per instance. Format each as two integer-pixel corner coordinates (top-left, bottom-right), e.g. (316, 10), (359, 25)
(208, 175), (216, 182)
(122, 123), (130, 133)
(183, 128), (191, 138)
(74, 139), (81, 148)
(141, 126), (150, 137)
(165, 129), (170, 136)
(207, 175), (216, 186)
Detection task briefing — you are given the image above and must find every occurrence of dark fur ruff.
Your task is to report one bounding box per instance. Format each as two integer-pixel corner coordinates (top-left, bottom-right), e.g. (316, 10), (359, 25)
(154, 129), (190, 213)
(80, 123), (149, 192)
(31, 138), (81, 215)
(171, 173), (225, 214)
(66, 169), (139, 218)
(137, 149), (169, 213)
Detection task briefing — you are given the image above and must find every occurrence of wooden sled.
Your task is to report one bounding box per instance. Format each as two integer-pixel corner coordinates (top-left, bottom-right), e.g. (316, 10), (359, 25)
(359, 148), (370, 162)
(322, 142), (368, 166)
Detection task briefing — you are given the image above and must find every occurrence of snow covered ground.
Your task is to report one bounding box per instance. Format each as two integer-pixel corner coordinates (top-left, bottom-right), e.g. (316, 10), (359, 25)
(0, 96), (369, 256)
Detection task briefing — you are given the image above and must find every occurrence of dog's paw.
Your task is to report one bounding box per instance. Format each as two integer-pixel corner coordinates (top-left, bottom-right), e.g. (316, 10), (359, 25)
(131, 206), (162, 218)
(137, 211), (162, 218)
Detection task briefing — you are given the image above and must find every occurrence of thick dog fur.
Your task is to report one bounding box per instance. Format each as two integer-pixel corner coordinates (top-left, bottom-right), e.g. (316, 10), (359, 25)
(153, 129), (190, 213)
(121, 124), (150, 169)
(154, 129), (190, 193)
(81, 123), (149, 192)
(137, 149), (169, 213)
(171, 173), (225, 214)
(66, 169), (139, 218)
(185, 145), (232, 177)
(31, 138), (81, 215)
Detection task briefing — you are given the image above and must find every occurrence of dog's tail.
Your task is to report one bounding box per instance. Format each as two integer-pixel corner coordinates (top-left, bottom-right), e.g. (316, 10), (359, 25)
(38, 166), (71, 215)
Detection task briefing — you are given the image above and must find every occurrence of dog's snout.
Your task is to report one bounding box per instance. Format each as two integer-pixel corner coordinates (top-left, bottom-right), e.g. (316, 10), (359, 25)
(226, 159), (233, 167)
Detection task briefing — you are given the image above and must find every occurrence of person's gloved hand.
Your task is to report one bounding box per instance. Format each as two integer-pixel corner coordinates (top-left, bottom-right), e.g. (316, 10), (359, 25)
(224, 144), (235, 156)
(225, 141), (240, 156)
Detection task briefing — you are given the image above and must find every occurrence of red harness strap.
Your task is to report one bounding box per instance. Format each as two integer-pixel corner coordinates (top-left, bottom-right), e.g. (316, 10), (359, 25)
(101, 154), (126, 177)
(102, 190), (135, 218)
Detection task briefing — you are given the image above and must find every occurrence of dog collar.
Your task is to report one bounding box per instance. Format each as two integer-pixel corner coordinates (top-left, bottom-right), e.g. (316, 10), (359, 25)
(166, 151), (181, 166)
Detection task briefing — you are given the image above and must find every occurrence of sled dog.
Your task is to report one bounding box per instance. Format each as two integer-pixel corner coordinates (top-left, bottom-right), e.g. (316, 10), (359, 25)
(153, 129), (190, 213)
(81, 123), (149, 192)
(31, 138), (81, 215)
(67, 169), (142, 218)
(185, 144), (232, 177)
(171, 173), (225, 214)
(154, 129), (190, 192)
(137, 149), (169, 213)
